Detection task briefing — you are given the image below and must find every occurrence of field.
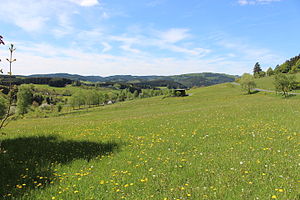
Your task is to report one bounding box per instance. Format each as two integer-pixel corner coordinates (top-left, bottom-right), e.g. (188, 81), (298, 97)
(254, 74), (300, 92)
(1, 83), (299, 199)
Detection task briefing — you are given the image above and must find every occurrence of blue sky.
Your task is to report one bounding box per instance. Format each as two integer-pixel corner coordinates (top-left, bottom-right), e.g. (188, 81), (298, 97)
(0, 0), (299, 76)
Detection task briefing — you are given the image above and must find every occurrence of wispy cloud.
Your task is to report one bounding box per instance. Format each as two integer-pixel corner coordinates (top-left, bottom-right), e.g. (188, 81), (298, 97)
(238, 0), (282, 5)
(0, 0), (102, 33)
(0, 42), (204, 75)
(218, 39), (283, 69)
(105, 28), (210, 57)
(146, 0), (166, 7)
(0, 0), (51, 32)
(68, 0), (99, 7)
(101, 42), (112, 52)
(158, 28), (191, 43)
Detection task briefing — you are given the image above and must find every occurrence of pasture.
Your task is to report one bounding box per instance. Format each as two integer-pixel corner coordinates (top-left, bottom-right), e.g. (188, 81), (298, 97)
(1, 83), (299, 200)
(254, 73), (300, 93)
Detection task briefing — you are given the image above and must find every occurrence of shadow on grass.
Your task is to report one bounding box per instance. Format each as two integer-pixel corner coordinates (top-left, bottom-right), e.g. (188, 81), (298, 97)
(0, 136), (119, 199)
(250, 90), (260, 94)
(284, 94), (297, 98)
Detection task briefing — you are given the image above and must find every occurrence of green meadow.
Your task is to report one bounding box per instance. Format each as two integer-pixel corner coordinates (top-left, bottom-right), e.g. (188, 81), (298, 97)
(1, 83), (299, 200)
(254, 74), (300, 92)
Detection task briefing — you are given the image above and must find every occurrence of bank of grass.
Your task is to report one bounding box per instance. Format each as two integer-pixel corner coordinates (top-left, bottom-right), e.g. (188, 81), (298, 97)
(1, 83), (299, 200)
(254, 73), (300, 92)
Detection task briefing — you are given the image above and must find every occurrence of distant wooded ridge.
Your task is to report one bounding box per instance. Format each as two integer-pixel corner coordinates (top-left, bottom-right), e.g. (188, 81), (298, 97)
(20, 72), (237, 88)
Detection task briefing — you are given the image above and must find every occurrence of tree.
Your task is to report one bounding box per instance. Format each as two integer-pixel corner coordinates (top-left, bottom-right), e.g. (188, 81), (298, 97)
(48, 78), (68, 87)
(17, 85), (33, 115)
(0, 43), (17, 130)
(69, 91), (85, 109)
(274, 73), (297, 97)
(97, 92), (105, 105)
(240, 73), (256, 94)
(133, 90), (139, 98)
(103, 93), (109, 103)
(109, 93), (118, 102)
(266, 67), (274, 76)
(290, 59), (300, 74)
(117, 90), (126, 101)
(257, 71), (266, 78)
(0, 35), (4, 45)
(274, 54), (300, 74)
(253, 62), (262, 77)
(85, 91), (94, 107)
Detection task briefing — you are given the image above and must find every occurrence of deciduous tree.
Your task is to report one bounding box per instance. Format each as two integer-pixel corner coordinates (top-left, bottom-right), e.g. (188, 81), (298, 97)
(240, 73), (256, 94)
(266, 67), (274, 76)
(274, 73), (297, 97)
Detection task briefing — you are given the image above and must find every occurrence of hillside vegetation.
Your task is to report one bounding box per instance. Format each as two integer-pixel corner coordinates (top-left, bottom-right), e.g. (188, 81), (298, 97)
(274, 54), (300, 73)
(1, 83), (299, 199)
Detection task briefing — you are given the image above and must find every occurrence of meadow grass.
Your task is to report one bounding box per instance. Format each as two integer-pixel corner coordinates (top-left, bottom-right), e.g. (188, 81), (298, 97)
(0, 83), (299, 200)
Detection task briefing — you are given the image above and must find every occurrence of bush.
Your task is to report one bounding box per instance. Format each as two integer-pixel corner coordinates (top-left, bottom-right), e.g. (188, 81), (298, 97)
(0, 96), (7, 119)
(17, 85), (33, 115)
(39, 103), (52, 111)
(57, 103), (63, 112)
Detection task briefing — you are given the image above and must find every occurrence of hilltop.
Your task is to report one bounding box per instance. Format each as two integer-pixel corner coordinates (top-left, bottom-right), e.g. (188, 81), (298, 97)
(26, 72), (237, 88)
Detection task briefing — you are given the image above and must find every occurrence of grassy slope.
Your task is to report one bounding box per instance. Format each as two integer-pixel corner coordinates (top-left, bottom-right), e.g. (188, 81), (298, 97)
(1, 83), (299, 200)
(255, 73), (300, 92)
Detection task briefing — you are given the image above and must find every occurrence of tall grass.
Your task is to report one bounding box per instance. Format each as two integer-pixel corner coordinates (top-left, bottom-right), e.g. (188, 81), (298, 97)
(1, 83), (299, 199)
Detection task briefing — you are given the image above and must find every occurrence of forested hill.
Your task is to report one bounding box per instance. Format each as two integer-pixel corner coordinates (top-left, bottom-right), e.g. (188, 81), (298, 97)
(26, 72), (237, 88)
(274, 54), (300, 73)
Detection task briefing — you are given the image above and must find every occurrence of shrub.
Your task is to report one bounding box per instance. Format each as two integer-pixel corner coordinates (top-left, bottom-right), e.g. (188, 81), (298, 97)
(0, 96), (7, 119)
(17, 85), (33, 115)
(57, 103), (63, 112)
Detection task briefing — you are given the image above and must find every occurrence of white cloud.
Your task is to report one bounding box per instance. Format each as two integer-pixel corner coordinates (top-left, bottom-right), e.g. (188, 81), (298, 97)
(0, 41), (233, 76)
(109, 35), (143, 54)
(52, 13), (75, 37)
(0, 0), (51, 32)
(1, 34), (283, 76)
(159, 28), (191, 43)
(218, 39), (283, 71)
(101, 42), (112, 52)
(120, 45), (141, 54)
(68, 0), (99, 7)
(238, 0), (282, 5)
(0, 0), (101, 33)
(106, 28), (210, 57)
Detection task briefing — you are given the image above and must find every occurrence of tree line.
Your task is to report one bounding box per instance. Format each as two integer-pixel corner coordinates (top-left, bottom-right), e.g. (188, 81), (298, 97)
(252, 54), (300, 78)
(0, 76), (72, 88)
(69, 88), (183, 109)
